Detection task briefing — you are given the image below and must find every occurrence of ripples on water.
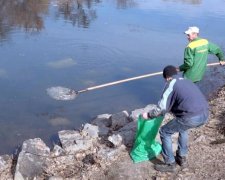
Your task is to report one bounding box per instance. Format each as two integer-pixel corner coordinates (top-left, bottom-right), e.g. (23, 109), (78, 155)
(0, 0), (225, 154)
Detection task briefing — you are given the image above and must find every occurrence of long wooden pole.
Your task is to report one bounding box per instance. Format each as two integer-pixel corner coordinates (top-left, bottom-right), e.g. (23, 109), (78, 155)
(78, 62), (221, 93)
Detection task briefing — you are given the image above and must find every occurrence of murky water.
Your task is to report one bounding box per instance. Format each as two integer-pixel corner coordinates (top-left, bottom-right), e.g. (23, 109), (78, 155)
(0, 0), (225, 154)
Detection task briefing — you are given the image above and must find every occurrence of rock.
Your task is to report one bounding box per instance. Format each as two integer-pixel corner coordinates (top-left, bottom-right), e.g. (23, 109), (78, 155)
(51, 145), (65, 157)
(130, 108), (145, 121)
(111, 111), (130, 130)
(75, 152), (86, 161)
(130, 104), (158, 121)
(97, 145), (126, 162)
(58, 130), (94, 153)
(144, 104), (158, 112)
(49, 117), (71, 126)
(116, 121), (137, 146)
(118, 121), (137, 132)
(82, 123), (99, 138)
(49, 176), (64, 180)
(82, 154), (96, 165)
(0, 155), (13, 180)
(91, 114), (111, 136)
(98, 125), (110, 136)
(44, 154), (80, 176)
(0, 154), (12, 172)
(108, 134), (123, 147)
(193, 135), (206, 143)
(92, 114), (112, 127)
(14, 138), (50, 180)
(117, 130), (136, 147)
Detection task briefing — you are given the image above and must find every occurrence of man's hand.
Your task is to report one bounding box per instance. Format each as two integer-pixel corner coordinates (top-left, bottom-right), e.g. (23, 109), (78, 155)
(219, 61), (225, 66)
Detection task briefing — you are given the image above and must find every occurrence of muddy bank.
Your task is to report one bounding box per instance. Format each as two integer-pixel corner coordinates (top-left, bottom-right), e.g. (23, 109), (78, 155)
(1, 86), (225, 179)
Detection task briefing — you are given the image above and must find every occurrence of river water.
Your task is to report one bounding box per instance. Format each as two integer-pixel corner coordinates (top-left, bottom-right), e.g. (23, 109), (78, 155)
(0, 0), (225, 154)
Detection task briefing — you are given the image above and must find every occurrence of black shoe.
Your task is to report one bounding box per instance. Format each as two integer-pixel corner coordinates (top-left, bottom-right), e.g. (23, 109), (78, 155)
(154, 162), (176, 172)
(175, 154), (188, 168)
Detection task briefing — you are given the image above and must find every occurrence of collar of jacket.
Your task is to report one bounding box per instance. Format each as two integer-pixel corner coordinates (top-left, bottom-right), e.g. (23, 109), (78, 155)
(171, 74), (182, 79)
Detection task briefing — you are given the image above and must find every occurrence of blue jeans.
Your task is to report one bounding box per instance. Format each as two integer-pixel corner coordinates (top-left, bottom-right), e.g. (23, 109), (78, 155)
(159, 111), (208, 164)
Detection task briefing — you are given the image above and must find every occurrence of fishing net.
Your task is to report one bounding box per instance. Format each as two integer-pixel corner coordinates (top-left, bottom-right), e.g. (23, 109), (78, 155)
(46, 86), (77, 100)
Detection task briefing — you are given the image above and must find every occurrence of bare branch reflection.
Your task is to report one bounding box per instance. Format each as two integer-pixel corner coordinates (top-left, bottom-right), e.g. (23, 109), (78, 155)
(55, 0), (100, 28)
(0, 0), (48, 41)
(0, 0), (140, 41)
(0, 0), (102, 41)
(0, 0), (48, 31)
(162, 0), (202, 5)
(116, 0), (137, 9)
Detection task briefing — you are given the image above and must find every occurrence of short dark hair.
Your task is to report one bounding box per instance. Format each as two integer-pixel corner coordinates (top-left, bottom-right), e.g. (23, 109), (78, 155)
(163, 65), (177, 78)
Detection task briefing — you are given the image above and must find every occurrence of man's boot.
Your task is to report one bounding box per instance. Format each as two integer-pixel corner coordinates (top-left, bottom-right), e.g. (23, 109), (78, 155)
(154, 162), (176, 172)
(175, 152), (188, 168)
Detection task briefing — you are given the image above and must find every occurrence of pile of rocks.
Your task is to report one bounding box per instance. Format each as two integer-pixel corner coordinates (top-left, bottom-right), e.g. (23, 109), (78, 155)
(1, 104), (172, 179)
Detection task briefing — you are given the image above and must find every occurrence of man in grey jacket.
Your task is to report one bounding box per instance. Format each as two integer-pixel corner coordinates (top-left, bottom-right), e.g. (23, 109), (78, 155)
(142, 65), (209, 172)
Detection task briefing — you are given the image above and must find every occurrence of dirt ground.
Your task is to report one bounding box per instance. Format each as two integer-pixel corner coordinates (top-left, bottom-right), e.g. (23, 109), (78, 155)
(94, 85), (225, 180)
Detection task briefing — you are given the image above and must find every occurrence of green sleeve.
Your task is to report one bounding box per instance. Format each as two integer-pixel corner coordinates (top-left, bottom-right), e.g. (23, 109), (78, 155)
(208, 42), (225, 61)
(179, 47), (194, 71)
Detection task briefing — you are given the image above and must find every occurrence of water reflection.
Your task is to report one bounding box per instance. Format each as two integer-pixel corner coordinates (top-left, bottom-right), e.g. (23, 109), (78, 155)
(47, 58), (76, 69)
(0, 0), (210, 42)
(0, 0), (48, 35)
(0, 0), (100, 41)
(0, 0), (48, 42)
(55, 0), (100, 28)
(116, 0), (137, 9)
(162, 0), (202, 5)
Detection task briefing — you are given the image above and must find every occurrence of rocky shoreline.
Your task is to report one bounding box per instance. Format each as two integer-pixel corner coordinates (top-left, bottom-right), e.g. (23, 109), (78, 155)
(1, 85), (225, 179)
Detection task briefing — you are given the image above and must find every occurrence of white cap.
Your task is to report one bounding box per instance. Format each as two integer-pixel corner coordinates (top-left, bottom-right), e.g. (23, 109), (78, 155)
(184, 26), (199, 35)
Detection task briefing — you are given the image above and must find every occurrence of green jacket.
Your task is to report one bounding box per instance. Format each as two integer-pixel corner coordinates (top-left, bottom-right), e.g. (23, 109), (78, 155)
(179, 37), (224, 82)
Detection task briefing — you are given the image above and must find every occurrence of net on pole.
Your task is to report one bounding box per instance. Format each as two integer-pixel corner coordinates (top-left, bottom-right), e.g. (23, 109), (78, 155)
(46, 86), (77, 100)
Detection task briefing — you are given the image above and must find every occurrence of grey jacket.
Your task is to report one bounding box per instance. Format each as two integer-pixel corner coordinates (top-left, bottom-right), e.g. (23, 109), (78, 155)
(149, 75), (208, 118)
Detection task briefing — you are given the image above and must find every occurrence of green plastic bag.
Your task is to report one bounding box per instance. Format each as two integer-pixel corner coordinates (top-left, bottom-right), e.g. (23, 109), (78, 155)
(130, 115), (163, 163)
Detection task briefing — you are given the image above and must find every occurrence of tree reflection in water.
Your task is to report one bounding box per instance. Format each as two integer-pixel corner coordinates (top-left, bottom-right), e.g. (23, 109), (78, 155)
(0, 0), (48, 41)
(162, 0), (202, 5)
(0, 0), (103, 41)
(0, 0), (138, 41)
(116, 0), (137, 9)
(56, 0), (100, 28)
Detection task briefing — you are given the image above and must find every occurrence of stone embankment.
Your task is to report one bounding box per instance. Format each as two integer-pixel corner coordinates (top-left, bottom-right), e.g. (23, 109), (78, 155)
(1, 86), (225, 179)
(0, 105), (160, 179)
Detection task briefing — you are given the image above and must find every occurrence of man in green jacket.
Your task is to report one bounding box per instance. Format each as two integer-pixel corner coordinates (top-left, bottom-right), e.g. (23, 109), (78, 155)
(178, 26), (225, 83)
